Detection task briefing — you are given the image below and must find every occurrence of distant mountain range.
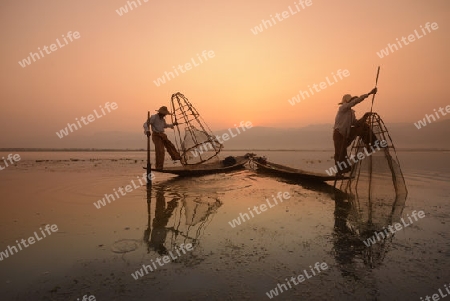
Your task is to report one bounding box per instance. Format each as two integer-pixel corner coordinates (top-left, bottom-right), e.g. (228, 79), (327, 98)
(214, 119), (450, 150)
(2, 119), (449, 150)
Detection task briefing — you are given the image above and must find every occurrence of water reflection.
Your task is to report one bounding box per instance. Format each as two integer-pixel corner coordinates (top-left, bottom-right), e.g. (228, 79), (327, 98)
(144, 183), (180, 255)
(144, 179), (222, 259)
(332, 189), (406, 274)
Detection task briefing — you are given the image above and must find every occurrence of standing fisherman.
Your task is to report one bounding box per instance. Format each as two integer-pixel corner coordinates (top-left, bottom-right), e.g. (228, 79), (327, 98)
(143, 106), (182, 170)
(333, 88), (378, 174)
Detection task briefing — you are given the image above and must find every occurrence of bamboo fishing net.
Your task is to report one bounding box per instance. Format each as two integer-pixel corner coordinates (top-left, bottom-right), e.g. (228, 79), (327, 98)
(336, 113), (408, 231)
(333, 113), (408, 269)
(170, 92), (223, 165)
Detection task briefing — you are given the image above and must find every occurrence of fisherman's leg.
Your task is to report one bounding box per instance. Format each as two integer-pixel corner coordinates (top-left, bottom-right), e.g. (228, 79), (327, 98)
(354, 119), (378, 146)
(347, 126), (359, 147)
(333, 130), (350, 173)
(152, 134), (165, 170)
(333, 129), (343, 162)
(160, 134), (182, 160)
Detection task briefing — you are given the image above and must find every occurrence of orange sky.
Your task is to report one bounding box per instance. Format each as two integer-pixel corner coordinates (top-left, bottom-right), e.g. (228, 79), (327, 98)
(0, 0), (449, 147)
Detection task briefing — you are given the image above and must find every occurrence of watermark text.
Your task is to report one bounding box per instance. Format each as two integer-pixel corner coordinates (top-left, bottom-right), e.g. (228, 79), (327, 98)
(288, 69), (350, 106)
(325, 140), (387, 176)
(363, 210), (425, 247)
(0, 224), (58, 261)
(191, 121), (253, 157)
(0, 153), (21, 171)
(93, 172), (155, 209)
(18, 31), (80, 68)
(229, 191), (290, 228)
(266, 262), (328, 299)
(56, 102), (118, 139)
(414, 105), (450, 129)
(131, 243), (194, 279)
(376, 22), (439, 58)
(116, 0), (149, 16)
(153, 50), (215, 87)
(251, 0), (313, 35)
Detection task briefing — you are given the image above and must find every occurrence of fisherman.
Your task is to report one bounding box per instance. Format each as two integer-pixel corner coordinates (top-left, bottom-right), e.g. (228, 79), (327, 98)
(333, 87), (378, 174)
(143, 106), (182, 170)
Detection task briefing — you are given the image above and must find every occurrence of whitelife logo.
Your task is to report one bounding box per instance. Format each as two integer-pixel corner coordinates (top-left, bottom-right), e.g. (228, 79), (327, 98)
(362, 210), (425, 247)
(414, 105), (450, 129)
(153, 50), (215, 87)
(131, 243), (194, 280)
(251, 0), (313, 35)
(56, 102), (118, 139)
(0, 224), (58, 261)
(288, 69), (350, 106)
(228, 192), (291, 228)
(93, 172), (155, 209)
(420, 283), (450, 301)
(265, 262), (329, 299)
(0, 153), (21, 171)
(115, 0), (149, 16)
(18, 31), (81, 68)
(376, 22), (439, 58)
(325, 140), (387, 176)
(190, 121), (253, 158)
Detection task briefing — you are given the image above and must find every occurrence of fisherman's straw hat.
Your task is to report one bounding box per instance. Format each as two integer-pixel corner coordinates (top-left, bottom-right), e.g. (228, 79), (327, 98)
(156, 106), (172, 115)
(339, 94), (358, 105)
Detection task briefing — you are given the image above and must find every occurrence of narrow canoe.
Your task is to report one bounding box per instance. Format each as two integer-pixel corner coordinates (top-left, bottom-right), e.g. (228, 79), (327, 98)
(251, 157), (350, 182)
(149, 155), (249, 177)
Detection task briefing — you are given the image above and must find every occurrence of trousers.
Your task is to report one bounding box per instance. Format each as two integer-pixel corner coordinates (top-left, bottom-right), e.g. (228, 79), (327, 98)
(333, 118), (377, 173)
(152, 132), (182, 169)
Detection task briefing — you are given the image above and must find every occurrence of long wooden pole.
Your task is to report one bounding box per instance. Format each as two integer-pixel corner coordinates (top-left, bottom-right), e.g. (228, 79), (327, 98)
(146, 111), (152, 187)
(368, 66), (380, 225)
(370, 66), (381, 114)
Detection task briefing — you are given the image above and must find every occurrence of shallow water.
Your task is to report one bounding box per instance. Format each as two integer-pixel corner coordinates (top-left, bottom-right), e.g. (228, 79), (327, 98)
(0, 150), (449, 300)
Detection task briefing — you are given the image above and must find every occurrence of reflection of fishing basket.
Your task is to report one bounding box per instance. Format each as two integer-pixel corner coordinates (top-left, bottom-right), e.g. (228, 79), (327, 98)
(183, 197), (222, 226)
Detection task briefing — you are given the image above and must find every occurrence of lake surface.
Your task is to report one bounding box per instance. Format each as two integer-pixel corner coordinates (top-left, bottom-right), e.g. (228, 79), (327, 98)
(0, 150), (449, 300)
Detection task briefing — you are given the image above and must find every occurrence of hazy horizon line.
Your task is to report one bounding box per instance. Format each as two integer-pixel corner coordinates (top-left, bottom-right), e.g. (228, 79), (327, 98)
(0, 148), (448, 152)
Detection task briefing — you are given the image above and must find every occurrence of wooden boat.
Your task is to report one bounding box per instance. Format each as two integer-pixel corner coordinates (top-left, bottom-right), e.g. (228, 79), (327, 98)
(250, 156), (350, 182)
(150, 155), (249, 177)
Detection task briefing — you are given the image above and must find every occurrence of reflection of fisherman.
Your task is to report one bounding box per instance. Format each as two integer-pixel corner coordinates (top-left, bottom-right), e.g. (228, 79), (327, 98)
(333, 88), (378, 174)
(144, 186), (179, 255)
(332, 193), (363, 279)
(333, 190), (394, 277)
(143, 106), (182, 170)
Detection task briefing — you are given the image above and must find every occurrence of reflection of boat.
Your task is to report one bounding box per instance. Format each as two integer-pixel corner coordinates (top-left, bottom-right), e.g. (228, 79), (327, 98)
(250, 155), (350, 182)
(151, 155), (249, 177)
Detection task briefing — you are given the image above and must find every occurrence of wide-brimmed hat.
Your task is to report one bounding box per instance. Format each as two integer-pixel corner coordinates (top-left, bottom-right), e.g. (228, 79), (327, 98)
(339, 94), (358, 105)
(156, 106), (172, 115)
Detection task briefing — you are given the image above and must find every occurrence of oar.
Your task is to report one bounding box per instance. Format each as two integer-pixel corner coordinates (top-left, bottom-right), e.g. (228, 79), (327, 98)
(146, 111), (152, 187)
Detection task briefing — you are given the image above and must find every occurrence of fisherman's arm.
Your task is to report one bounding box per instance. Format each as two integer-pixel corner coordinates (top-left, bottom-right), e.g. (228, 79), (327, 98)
(144, 115), (159, 135)
(143, 119), (151, 136)
(342, 88), (378, 109)
(164, 119), (178, 129)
